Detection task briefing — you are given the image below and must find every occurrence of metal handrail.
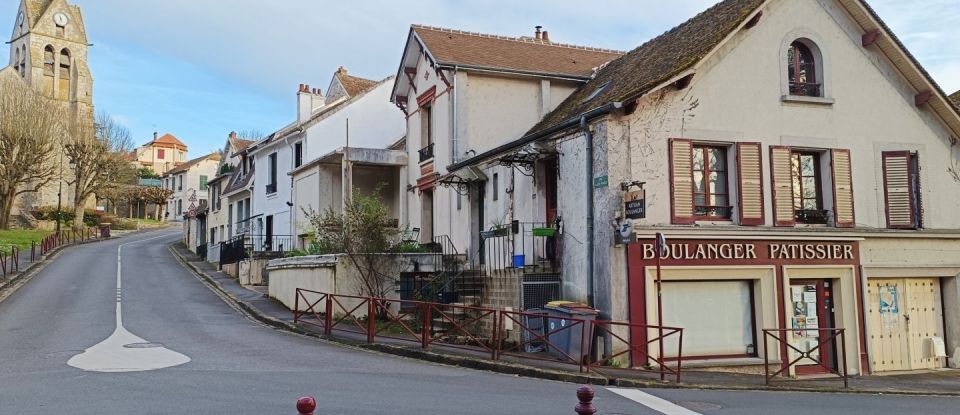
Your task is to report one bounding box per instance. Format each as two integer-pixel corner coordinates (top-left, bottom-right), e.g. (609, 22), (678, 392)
(588, 320), (684, 383)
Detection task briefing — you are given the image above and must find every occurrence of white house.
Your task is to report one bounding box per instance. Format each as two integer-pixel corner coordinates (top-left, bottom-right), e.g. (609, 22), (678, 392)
(162, 152), (220, 223)
(247, 67), (405, 251)
(203, 132), (254, 263)
(389, 25), (621, 309)
(446, 0), (960, 376)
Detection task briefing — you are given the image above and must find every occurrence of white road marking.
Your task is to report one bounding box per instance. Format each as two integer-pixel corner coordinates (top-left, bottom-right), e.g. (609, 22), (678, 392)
(67, 234), (190, 372)
(607, 388), (703, 415)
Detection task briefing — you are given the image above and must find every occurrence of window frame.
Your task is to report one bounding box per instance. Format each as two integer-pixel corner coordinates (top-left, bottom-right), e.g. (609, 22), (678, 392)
(266, 152), (278, 194)
(790, 151), (826, 223)
(691, 144), (732, 220)
(787, 41), (821, 97)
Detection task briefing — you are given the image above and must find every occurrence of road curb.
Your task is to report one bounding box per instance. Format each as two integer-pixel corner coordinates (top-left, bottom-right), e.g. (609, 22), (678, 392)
(168, 244), (960, 396)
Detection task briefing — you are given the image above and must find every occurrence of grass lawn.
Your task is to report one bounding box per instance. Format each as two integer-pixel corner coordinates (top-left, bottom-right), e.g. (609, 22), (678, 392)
(0, 229), (52, 256)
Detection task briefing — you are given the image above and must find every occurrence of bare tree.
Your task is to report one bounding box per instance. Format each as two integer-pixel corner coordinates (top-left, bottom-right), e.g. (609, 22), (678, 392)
(0, 76), (65, 229)
(64, 112), (137, 229)
(307, 187), (406, 299)
(141, 186), (173, 221)
(236, 129), (267, 141)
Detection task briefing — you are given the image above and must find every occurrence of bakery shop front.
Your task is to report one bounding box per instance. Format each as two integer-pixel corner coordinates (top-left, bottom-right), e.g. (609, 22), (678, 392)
(626, 237), (868, 375)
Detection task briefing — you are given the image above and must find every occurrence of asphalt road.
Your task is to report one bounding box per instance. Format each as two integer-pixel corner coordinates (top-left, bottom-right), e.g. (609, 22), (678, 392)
(0, 230), (958, 414)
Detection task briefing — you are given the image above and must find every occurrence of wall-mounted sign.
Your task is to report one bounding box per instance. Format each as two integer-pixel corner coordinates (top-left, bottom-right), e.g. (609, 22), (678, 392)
(624, 190), (646, 219)
(637, 240), (856, 262)
(593, 176), (608, 189)
(615, 219), (635, 245)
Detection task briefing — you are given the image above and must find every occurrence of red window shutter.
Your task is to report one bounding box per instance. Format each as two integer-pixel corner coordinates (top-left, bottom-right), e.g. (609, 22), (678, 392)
(737, 142), (765, 226)
(769, 146), (795, 227)
(669, 138), (695, 224)
(831, 149), (855, 228)
(882, 151), (915, 228)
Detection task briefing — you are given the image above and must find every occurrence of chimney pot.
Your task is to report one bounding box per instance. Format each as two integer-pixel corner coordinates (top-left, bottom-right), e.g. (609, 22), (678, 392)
(542, 31), (550, 42)
(153, 131), (158, 140)
(338, 66), (347, 74)
(229, 131), (237, 139)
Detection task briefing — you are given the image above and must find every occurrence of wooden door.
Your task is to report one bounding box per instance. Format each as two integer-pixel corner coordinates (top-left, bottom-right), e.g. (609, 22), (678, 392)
(867, 279), (910, 372)
(905, 278), (942, 370)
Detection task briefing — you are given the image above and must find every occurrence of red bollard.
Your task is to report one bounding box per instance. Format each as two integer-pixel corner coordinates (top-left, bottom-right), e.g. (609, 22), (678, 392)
(296, 396), (316, 415)
(575, 385), (597, 415)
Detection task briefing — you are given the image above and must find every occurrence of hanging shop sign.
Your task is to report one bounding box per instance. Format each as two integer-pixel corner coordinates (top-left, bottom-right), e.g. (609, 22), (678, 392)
(624, 190), (646, 219)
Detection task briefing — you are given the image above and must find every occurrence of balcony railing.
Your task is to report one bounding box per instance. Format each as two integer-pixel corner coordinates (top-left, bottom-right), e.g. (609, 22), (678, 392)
(418, 143), (435, 163)
(246, 234), (296, 253)
(789, 82), (822, 97)
(795, 209), (830, 224)
(694, 205), (733, 219)
(482, 221), (558, 274)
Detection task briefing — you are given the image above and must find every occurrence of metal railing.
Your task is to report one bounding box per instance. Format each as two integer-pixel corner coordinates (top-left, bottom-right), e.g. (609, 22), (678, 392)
(588, 320), (684, 383)
(482, 222), (559, 275)
(763, 327), (848, 388)
(789, 81), (822, 97)
(418, 142), (435, 163)
(795, 209), (830, 224)
(292, 289), (684, 378)
(219, 236), (247, 265)
(245, 234), (296, 253)
(2, 227), (102, 279)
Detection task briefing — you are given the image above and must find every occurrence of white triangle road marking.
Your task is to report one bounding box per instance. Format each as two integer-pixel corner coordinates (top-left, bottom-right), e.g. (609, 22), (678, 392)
(68, 234), (190, 372)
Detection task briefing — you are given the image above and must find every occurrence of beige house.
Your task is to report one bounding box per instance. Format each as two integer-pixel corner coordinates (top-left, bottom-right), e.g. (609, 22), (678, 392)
(448, 0), (960, 376)
(133, 133), (189, 175)
(162, 152), (220, 223)
(202, 132), (254, 263)
(390, 25), (621, 308)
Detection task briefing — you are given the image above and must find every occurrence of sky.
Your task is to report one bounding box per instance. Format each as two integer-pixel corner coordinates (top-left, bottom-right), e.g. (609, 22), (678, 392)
(1, 0), (958, 157)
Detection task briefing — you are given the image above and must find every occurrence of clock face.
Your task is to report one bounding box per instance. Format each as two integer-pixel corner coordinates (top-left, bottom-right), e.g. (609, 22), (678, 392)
(54, 12), (68, 27)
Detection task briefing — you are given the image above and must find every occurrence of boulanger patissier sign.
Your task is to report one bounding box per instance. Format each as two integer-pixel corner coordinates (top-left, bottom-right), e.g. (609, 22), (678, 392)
(638, 240), (855, 261)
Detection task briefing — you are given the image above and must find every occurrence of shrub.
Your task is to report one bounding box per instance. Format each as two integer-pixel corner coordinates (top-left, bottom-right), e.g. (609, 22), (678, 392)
(31, 206), (104, 226)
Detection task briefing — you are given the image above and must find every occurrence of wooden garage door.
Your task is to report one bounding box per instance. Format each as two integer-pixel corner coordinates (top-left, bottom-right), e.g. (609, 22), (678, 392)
(866, 278), (943, 372)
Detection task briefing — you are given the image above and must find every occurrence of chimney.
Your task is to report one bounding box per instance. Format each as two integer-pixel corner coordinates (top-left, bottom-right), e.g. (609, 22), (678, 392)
(338, 66), (347, 75)
(229, 131), (237, 140)
(298, 84), (325, 123)
(153, 131), (158, 140)
(542, 30), (550, 42)
(535, 25), (542, 40)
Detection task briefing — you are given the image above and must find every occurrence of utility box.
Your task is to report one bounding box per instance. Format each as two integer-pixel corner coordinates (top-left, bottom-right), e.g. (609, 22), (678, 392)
(544, 302), (599, 363)
(98, 223), (111, 238)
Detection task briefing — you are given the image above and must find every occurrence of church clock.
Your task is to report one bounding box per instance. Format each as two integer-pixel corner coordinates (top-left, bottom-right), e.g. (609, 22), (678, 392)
(54, 12), (69, 27)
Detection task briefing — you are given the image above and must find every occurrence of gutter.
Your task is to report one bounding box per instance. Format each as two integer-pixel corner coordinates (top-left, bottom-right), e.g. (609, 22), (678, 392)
(436, 63), (592, 83)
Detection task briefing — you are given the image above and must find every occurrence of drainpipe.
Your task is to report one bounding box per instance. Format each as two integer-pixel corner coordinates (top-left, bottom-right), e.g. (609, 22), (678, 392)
(451, 66), (459, 163)
(578, 102), (623, 311)
(581, 115), (595, 308)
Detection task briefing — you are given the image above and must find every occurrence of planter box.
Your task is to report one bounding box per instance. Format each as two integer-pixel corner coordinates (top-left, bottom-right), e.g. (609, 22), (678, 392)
(531, 227), (556, 237)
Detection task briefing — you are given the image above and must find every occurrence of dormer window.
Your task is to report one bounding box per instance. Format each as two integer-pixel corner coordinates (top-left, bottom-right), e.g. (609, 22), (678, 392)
(787, 40), (821, 97)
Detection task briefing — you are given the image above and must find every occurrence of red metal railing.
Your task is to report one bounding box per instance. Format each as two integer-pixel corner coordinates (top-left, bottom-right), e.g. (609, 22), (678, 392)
(763, 327), (848, 388)
(588, 320), (684, 382)
(4, 227), (102, 279)
(293, 289), (686, 379)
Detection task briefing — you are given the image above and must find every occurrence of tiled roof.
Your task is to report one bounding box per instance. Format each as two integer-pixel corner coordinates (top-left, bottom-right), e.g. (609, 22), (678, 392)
(222, 164), (254, 196)
(529, 0), (765, 135)
(335, 67), (378, 97)
(163, 153), (220, 176)
(412, 25), (623, 79)
(950, 90), (960, 108)
(235, 139), (255, 152)
(154, 133), (186, 146)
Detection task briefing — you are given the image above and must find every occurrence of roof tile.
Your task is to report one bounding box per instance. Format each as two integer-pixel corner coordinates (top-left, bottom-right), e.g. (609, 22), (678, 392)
(413, 25), (622, 78)
(529, 0), (765, 135)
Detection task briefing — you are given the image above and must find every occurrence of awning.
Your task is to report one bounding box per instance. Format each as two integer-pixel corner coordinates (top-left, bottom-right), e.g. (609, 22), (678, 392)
(437, 166), (487, 193)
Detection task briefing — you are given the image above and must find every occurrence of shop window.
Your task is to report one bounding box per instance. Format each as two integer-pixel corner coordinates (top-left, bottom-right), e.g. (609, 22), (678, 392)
(692, 145), (731, 219)
(661, 280), (756, 358)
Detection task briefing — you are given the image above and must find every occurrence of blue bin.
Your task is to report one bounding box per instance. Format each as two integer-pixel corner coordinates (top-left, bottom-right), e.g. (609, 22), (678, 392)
(512, 254), (525, 268)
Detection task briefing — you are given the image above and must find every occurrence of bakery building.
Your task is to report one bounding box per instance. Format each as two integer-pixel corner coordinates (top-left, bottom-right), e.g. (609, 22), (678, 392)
(445, 0), (960, 375)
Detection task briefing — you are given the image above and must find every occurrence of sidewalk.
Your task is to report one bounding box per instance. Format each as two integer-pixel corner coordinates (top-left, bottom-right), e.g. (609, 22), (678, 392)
(170, 244), (960, 396)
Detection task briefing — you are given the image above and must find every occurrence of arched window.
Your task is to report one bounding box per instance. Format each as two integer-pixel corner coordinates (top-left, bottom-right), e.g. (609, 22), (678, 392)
(19, 46), (26, 76)
(787, 41), (821, 97)
(42, 45), (55, 96)
(58, 49), (71, 101)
